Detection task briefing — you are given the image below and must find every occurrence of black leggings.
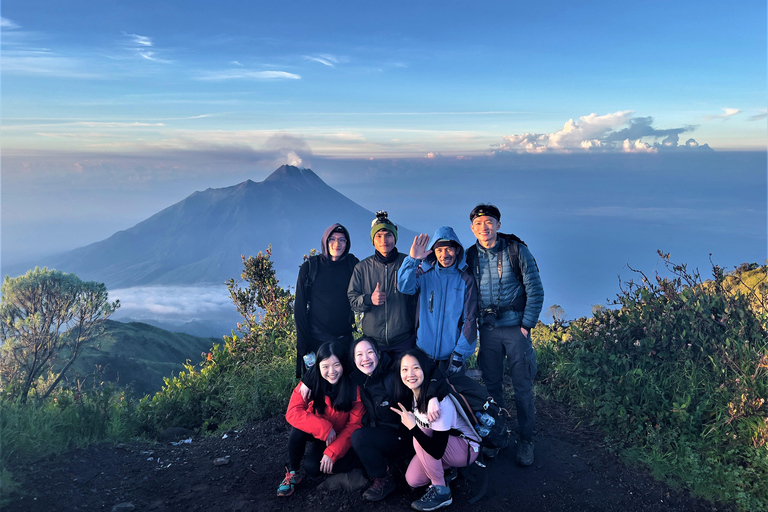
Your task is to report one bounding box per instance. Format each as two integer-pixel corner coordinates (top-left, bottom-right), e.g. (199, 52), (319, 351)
(351, 425), (413, 479)
(287, 426), (359, 477)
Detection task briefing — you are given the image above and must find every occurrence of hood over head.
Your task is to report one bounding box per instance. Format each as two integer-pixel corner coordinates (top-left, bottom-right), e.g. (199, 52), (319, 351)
(320, 223), (351, 259)
(427, 226), (466, 269)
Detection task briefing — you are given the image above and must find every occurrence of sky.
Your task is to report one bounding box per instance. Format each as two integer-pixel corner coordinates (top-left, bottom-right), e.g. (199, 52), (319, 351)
(1, 1), (766, 323)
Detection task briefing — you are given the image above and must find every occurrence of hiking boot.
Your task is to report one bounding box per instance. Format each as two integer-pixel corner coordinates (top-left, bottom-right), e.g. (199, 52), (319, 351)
(482, 445), (500, 459)
(516, 439), (534, 467)
(411, 485), (452, 511)
(277, 467), (302, 497)
(444, 467), (458, 485)
(362, 473), (396, 501)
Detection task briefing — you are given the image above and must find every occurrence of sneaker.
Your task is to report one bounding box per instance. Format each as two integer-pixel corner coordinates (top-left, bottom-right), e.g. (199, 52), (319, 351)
(516, 439), (534, 467)
(411, 485), (452, 511)
(362, 473), (396, 501)
(277, 467), (302, 497)
(443, 467), (458, 485)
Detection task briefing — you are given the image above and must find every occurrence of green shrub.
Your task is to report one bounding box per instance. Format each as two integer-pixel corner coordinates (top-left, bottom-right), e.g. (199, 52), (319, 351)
(138, 246), (298, 436)
(535, 256), (768, 511)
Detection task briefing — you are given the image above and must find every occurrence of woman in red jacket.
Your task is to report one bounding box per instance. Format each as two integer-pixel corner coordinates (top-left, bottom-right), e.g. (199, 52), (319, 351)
(277, 341), (364, 497)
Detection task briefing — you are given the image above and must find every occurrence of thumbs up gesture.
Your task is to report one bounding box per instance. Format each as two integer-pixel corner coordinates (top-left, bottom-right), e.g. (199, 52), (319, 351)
(371, 282), (386, 306)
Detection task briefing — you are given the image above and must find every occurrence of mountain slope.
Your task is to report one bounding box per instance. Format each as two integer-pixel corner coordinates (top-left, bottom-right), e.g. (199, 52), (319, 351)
(68, 319), (218, 397)
(26, 166), (418, 288)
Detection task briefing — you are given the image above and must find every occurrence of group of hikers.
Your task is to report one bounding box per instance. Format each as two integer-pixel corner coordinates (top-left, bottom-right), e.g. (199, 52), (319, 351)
(281, 204), (544, 511)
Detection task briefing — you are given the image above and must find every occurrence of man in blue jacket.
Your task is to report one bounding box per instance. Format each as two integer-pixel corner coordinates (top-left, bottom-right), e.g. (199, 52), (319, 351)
(466, 204), (544, 467)
(397, 226), (478, 376)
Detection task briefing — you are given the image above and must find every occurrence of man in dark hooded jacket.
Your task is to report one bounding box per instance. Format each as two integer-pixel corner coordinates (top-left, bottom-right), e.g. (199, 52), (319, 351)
(294, 223), (358, 377)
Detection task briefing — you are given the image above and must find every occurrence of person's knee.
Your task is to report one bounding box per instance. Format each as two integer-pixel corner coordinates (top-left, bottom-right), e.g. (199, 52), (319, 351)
(351, 428), (365, 450)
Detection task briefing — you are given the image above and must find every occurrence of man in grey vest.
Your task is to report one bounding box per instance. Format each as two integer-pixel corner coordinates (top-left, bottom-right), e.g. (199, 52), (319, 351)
(466, 204), (544, 466)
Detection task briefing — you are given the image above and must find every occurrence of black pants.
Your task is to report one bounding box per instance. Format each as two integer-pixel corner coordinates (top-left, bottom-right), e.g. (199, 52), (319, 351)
(351, 425), (412, 479)
(287, 426), (359, 476)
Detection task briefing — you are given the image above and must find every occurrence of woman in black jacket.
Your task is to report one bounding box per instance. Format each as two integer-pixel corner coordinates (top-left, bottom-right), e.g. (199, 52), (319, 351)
(349, 337), (446, 502)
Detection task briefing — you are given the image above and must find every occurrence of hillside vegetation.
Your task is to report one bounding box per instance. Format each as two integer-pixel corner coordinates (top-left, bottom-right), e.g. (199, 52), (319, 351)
(533, 257), (767, 511)
(66, 320), (218, 397)
(1, 252), (766, 511)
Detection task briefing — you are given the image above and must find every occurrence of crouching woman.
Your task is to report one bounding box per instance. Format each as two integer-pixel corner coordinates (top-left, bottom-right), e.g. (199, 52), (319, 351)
(278, 341), (364, 497)
(391, 349), (480, 511)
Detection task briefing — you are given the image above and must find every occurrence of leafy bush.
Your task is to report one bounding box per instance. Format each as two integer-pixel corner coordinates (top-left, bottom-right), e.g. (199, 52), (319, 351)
(138, 247), (297, 435)
(535, 255), (768, 511)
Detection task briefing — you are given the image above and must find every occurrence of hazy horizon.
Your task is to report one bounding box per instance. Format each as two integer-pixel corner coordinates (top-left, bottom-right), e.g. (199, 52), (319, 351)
(2, 1), (765, 328)
(3, 151), (765, 325)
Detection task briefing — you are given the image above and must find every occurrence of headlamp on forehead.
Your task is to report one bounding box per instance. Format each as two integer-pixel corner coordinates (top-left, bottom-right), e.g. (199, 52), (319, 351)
(469, 204), (501, 222)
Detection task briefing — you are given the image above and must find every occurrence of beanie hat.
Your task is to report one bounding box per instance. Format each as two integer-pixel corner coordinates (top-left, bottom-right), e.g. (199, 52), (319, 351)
(432, 239), (459, 249)
(370, 211), (398, 244)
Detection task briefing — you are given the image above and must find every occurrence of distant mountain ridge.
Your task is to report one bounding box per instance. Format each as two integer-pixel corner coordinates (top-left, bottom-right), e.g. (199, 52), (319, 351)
(11, 165), (419, 289)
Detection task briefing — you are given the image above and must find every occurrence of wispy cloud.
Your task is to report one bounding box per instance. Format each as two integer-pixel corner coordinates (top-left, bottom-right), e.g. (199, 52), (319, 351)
(304, 54), (346, 68)
(3, 121), (166, 130)
(126, 33), (153, 47)
(1, 19), (102, 78)
(704, 107), (741, 121)
(196, 69), (301, 81)
(1, 16), (20, 29)
(749, 109), (768, 121)
(122, 32), (172, 63)
(491, 111), (708, 154)
(138, 50), (172, 63)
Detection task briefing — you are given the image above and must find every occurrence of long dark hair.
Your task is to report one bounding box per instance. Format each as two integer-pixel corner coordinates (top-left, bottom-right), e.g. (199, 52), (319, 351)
(393, 348), (434, 415)
(308, 341), (356, 414)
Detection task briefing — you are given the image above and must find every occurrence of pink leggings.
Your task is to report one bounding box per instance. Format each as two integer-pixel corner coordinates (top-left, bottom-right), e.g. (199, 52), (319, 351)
(405, 435), (479, 487)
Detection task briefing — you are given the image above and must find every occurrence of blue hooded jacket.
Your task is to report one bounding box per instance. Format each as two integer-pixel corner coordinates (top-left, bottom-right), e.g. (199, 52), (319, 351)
(397, 226), (478, 361)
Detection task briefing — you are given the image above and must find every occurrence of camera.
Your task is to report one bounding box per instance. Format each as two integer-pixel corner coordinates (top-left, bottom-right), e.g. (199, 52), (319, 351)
(480, 305), (499, 330)
(372, 211), (390, 227)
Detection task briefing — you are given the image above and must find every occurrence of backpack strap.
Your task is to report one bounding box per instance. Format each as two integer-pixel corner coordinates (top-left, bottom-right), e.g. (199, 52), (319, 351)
(499, 233), (522, 283)
(303, 255), (320, 310)
(469, 236), (527, 312)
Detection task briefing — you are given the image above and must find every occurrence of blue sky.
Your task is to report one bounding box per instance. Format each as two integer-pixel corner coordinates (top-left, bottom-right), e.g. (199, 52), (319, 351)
(1, 1), (766, 321)
(3, 0), (766, 158)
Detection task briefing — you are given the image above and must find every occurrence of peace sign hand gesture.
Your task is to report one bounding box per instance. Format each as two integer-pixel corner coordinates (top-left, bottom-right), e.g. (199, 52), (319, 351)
(390, 402), (417, 430)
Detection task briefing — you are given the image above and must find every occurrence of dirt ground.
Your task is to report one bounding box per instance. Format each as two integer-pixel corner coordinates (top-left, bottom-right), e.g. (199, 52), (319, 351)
(7, 397), (730, 512)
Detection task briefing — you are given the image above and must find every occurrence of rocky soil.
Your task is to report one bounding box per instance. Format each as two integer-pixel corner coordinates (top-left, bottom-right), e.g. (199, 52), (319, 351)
(7, 397), (730, 512)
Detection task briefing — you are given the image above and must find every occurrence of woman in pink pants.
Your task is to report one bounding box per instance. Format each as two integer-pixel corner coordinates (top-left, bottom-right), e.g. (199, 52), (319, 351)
(391, 349), (480, 511)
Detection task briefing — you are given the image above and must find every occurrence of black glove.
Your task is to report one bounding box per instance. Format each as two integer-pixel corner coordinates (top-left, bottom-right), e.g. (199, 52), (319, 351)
(446, 352), (463, 376)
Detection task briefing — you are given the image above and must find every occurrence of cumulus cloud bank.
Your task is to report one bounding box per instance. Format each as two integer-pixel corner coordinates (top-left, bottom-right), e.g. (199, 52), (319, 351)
(491, 111), (709, 153)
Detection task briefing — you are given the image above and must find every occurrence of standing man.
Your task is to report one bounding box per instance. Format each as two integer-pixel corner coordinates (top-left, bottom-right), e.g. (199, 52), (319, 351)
(348, 211), (416, 359)
(397, 227), (477, 376)
(294, 223), (359, 378)
(466, 204), (543, 466)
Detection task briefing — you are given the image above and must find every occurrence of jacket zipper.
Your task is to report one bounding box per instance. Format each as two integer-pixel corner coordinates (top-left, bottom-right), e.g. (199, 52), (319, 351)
(384, 264), (388, 344)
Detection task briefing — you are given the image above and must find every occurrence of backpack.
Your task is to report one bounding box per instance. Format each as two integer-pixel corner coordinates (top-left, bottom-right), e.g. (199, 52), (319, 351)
(443, 373), (510, 504)
(465, 232), (538, 313)
(445, 373), (509, 453)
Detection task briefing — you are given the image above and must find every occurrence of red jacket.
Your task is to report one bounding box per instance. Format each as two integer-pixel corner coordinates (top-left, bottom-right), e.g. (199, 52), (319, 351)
(285, 382), (364, 462)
